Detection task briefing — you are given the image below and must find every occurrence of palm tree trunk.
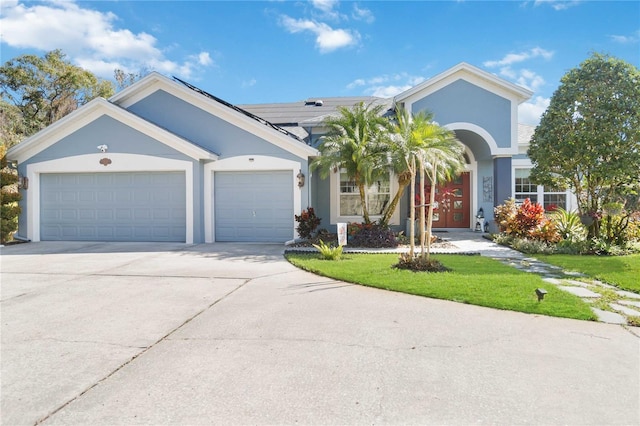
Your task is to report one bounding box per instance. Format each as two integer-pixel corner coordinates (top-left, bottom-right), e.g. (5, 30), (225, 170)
(409, 158), (416, 257)
(419, 158), (426, 258)
(425, 163), (438, 261)
(358, 182), (371, 224)
(379, 172), (411, 228)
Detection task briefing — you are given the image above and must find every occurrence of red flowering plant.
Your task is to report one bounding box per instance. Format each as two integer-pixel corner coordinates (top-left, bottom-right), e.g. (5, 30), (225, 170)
(494, 198), (559, 243)
(294, 207), (321, 239)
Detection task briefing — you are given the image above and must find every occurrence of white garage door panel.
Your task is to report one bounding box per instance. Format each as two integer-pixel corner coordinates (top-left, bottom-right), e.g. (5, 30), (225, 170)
(215, 171), (293, 242)
(40, 172), (186, 242)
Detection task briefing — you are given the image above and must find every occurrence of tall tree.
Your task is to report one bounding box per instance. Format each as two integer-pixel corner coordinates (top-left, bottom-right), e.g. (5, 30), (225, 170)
(383, 108), (434, 255)
(419, 126), (466, 260)
(311, 102), (391, 224)
(0, 49), (114, 143)
(528, 53), (640, 238)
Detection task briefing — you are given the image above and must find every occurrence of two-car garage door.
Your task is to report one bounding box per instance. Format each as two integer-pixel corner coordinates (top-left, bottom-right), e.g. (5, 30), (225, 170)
(40, 172), (186, 242)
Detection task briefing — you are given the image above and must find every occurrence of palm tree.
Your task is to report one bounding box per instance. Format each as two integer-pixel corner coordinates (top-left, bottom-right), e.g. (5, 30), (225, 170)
(311, 102), (391, 224)
(419, 125), (466, 260)
(382, 108), (435, 256)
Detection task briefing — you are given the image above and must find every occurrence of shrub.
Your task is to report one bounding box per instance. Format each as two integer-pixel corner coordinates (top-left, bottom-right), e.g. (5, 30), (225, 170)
(393, 253), (451, 272)
(509, 237), (557, 254)
(348, 223), (398, 248)
(312, 240), (343, 260)
(494, 198), (517, 234)
(494, 198), (559, 243)
(1, 150), (21, 243)
(295, 207), (321, 239)
(552, 208), (587, 242)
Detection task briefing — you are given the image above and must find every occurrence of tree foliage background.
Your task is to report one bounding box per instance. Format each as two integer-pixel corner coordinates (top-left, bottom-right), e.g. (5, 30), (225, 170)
(0, 49), (115, 241)
(1, 49), (114, 149)
(528, 53), (640, 237)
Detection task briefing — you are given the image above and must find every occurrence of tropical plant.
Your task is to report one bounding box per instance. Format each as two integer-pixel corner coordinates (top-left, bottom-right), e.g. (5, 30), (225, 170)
(295, 207), (321, 239)
(419, 123), (466, 261)
(311, 102), (391, 224)
(553, 208), (587, 242)
(312, 240), (343, 260)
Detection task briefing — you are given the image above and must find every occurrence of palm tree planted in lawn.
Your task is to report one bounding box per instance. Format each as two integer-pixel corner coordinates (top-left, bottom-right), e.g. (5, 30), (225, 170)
(392, 109), (466, 270)
(311, 102), (391, 224)
(420, 127), (466, 261)
(383, 108), (435, 256)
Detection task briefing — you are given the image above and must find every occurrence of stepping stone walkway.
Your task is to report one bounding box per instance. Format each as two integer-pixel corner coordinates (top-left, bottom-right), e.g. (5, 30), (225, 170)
(481, 251), (640, 326)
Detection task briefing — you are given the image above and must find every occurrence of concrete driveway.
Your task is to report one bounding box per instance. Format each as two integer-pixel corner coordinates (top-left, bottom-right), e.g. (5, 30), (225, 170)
(1, 242), (638, 425)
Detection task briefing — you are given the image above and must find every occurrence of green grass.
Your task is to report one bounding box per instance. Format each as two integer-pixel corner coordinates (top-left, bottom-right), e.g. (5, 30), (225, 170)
(535, 253), (640, 293)
(286, 253), (596, 321)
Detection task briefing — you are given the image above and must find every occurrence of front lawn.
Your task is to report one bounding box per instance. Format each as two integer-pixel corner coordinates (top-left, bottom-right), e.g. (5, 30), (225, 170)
(286, 253), (596, 321)
(535, 254), (640, 293)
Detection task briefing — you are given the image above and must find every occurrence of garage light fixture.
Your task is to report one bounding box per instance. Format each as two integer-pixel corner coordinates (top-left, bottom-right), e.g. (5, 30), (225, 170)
(297, 170), (305, 188)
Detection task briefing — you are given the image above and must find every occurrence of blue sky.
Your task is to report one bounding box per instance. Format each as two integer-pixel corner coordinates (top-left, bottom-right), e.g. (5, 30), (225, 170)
(1, 0), (638, 125)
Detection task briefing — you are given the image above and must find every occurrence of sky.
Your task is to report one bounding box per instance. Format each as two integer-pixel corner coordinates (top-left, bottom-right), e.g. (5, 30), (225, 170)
(1, 0), (638, 125)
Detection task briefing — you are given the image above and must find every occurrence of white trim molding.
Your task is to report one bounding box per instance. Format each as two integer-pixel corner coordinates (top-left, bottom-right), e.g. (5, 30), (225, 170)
(443, 122), (518, 156)
(25, 154), (194, 243)
(203, 155), (303, 243)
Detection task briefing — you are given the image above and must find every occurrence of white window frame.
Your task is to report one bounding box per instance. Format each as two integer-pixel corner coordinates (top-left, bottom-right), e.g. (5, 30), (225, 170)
(329, 169), (400, 225)
(512, 164), (576, 212)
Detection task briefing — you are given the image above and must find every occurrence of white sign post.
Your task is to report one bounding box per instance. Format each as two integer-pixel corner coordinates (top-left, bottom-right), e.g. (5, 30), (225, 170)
(337, 222), (347, 246)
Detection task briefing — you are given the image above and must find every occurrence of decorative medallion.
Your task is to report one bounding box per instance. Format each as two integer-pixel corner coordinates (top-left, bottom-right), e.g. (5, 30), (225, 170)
(99, 158), (112, 167)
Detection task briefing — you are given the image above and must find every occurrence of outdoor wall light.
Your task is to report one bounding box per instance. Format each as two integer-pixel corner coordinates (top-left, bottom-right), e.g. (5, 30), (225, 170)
(297, 171), (305, 188)
(18, 176), (28, 190)
(535, 288), (548, 302)
(97, 144), (108, 153)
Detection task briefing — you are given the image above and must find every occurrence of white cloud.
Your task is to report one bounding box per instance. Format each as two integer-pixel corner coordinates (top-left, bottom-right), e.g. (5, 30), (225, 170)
(352, 4), (375, 24)
(484, 47), (552, 92)
(196, 52), (213, 66)
(484, 47), (554, 68)
(533, 0), (582, 11)
(0, 0), (214, 79)
(518, 96), (550, 125)
(311, 0), (339, 14)
(280, 15), (359, 53)
(609, 30), (640, 44)
(346, 72), (426, 98)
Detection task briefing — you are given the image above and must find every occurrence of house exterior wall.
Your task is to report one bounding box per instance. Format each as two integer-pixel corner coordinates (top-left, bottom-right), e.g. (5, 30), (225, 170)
(411, 79), (512, 152)
(127, 90), (313, 227)
(127, 90), (309, 161)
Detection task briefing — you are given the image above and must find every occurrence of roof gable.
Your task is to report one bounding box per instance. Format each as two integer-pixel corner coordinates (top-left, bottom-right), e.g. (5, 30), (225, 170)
(7, 98), (218, 163)
(395, 62), (533, 105)
(111, 72), (319, 159)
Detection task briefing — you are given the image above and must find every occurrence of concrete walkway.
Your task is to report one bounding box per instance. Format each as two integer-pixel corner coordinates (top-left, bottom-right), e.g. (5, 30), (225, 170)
(431, 231), (640, 326)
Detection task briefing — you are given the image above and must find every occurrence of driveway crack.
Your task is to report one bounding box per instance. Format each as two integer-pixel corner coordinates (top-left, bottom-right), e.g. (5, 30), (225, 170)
(34, 278), (251, 426)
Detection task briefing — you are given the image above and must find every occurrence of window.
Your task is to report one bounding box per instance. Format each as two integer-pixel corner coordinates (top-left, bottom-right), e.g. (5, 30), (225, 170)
(331, 170), (399, 224)
(339, 171), (390, 216)
(514, 168), (567, 211)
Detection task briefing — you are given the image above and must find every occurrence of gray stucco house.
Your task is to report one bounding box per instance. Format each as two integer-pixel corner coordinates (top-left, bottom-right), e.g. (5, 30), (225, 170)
(7, 62), (575, 243)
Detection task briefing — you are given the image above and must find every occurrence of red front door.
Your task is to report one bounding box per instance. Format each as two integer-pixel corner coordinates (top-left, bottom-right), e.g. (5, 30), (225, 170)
(424, 172), (470, 228)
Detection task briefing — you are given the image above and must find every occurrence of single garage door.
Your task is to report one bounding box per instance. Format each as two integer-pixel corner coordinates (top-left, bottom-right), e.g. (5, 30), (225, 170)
(40, 172), (186, 242)
(215, 171), (293, 242)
